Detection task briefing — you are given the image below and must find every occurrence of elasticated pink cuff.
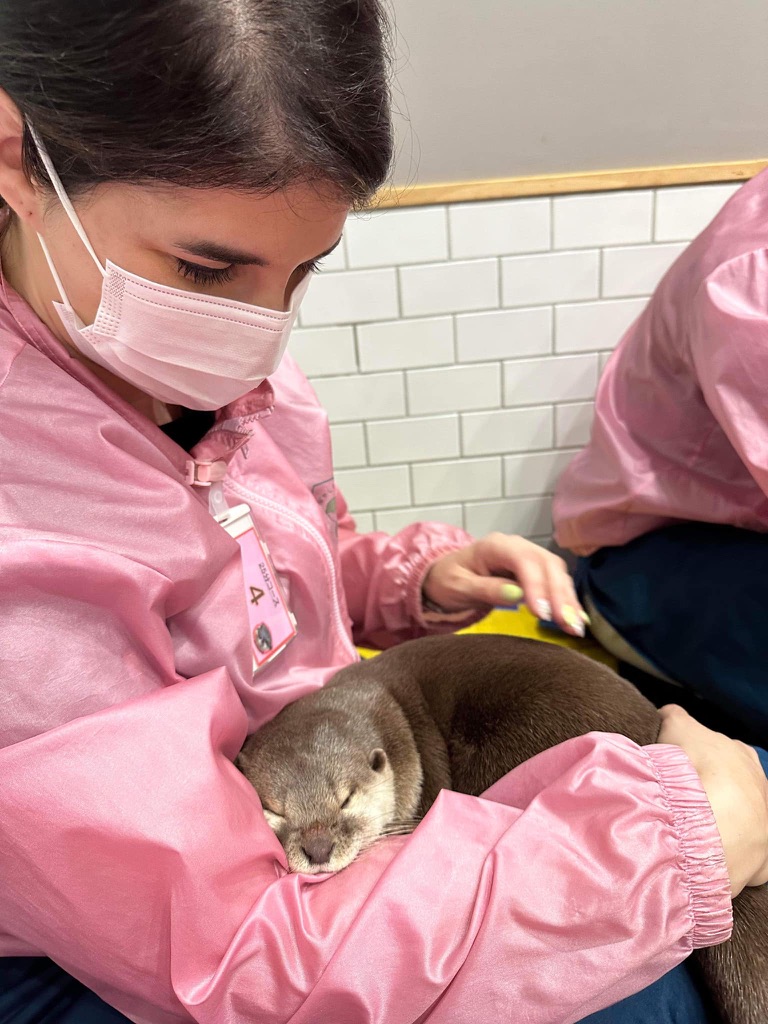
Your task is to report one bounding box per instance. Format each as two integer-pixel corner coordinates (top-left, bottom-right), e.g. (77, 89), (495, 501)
(406, 543), (485, 633)
(645, 742), (734, 949)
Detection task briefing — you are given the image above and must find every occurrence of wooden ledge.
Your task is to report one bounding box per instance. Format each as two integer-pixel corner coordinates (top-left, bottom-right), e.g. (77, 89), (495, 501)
(374, 160), (768, 209)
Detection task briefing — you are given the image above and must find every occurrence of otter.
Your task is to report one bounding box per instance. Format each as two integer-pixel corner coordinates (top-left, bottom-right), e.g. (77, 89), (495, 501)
(237, 633), (768, 1024)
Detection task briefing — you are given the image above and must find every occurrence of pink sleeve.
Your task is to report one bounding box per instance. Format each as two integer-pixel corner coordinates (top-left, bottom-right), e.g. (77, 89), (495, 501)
(336, 490), (482, 647)
(0, 604), (732, 1022)
(691, 250), (768, 494)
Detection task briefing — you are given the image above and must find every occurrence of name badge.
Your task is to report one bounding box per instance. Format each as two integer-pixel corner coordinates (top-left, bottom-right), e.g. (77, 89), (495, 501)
(215, 503), (297, 671)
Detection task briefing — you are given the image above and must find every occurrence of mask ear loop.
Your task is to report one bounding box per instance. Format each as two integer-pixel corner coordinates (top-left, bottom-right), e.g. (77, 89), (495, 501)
(35, 231), (72, 308)
(26, 123), (106, 280)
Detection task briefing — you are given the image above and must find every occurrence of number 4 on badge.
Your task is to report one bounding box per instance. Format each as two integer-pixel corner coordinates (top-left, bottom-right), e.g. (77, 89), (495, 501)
(250, 586), (265, 606)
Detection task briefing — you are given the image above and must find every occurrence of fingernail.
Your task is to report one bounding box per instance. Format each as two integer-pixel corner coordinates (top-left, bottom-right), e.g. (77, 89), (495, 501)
(563, 605), (586, 637)
(501, 583), (524, 604)
(580, 609), (592, 626)
(535, 598), (553, 622)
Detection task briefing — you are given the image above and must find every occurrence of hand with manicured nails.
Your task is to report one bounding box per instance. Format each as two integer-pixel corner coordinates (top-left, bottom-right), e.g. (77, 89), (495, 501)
(658, 705), (768, 897)
(422, 532), (589, 636)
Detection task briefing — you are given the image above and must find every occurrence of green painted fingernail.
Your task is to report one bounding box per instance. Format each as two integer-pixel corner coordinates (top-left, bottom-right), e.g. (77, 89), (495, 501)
(563, 605), (586, 637)
(501, 584), (524, 604)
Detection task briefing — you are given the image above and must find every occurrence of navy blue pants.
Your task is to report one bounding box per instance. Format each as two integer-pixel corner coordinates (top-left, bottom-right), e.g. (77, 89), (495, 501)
(577, 522), (768, 742)
(0, 957), (128, 1023)
(3, 759), (765, 1024)
(0, 956), (716, 1024)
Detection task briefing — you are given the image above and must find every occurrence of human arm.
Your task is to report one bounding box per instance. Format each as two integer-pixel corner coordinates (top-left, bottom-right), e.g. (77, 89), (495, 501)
(657, 704), (768, 896)
(0, 683), (735, 1024)
(337, 494), (587, 647)
(421, 532), (588, 635)
(336, 489), (482, 647)
(3, 689), (739, 1024)
(0, 548), (735, 1024)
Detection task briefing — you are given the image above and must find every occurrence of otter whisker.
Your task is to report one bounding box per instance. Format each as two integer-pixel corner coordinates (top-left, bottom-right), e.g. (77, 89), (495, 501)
(380, 817), (421, 831)
(380, 823), (419, 834)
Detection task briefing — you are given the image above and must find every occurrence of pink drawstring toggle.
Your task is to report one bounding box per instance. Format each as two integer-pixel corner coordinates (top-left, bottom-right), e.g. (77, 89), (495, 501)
(185, 459), (228, 487)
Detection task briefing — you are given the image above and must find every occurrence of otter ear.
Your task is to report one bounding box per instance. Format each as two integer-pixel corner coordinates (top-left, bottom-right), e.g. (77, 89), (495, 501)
(369, 748), (388, 773)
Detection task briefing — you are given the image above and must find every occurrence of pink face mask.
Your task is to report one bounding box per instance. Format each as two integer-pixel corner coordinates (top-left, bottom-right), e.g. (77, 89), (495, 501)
(29, 125), (310, 411)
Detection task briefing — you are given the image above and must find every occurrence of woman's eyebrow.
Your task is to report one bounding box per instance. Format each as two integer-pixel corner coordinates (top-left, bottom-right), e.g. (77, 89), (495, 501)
(174, 236), (343, 266)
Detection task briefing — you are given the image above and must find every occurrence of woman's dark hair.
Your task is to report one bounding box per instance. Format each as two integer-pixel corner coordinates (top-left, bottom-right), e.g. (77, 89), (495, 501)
(0, 0), (392, 210)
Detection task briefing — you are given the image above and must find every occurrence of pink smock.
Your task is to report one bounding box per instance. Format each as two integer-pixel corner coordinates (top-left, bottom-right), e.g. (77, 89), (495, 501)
(0, 271), (732, 1023)
(555, 171), (768, 555)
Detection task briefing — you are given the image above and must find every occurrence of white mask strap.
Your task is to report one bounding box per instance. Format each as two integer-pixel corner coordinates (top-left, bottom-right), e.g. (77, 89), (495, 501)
(36, 231), (73, 308)
(26, 123), (106, 279)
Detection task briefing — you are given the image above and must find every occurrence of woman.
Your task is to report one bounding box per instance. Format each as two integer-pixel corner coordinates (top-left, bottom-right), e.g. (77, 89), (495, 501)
(554, 173), (768, 738)
(0, 3), (766, 1023)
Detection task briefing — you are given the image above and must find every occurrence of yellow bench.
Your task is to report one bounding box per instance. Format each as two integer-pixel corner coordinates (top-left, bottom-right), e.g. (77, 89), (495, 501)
(358, 605), (616, 669)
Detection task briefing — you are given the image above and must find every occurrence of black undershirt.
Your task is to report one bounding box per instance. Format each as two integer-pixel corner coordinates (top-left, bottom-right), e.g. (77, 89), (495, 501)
(159, 409), (216, 453)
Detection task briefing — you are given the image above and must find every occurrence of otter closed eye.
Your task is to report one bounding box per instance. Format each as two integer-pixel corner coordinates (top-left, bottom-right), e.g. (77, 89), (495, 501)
(261, 808), (284, 832)
(340, 789), (356, 809)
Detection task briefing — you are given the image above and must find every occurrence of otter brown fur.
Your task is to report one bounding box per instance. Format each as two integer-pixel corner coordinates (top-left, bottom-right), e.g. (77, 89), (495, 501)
(238, 633), (768, 1024)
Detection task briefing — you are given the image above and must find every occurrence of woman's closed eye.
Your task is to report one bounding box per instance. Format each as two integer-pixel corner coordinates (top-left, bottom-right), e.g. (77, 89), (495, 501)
(176, 255), (325, 289)
(176, 258), (235, 287)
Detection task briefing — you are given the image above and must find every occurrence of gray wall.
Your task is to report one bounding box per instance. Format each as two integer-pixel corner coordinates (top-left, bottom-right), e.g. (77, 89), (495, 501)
(389, 0), (768, 185)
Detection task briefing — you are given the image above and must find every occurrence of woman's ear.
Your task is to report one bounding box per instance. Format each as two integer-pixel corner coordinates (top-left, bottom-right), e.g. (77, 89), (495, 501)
(0, 89), (44, 227)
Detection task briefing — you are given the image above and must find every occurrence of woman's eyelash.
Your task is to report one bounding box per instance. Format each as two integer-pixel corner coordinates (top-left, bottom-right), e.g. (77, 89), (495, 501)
(176, 258), (235, 286)
(176, 255), (326, 288)
(299, 257), (324, 276)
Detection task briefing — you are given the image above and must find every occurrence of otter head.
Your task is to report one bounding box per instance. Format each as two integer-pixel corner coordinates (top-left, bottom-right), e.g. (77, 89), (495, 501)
(237, 701), (413, 874)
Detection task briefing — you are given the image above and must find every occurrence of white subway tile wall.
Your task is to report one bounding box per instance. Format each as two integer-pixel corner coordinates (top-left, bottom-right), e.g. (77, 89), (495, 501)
(329, 423), (367, 469)
(399, 258), (499, 318)
(554, 297), (649, 353)
(554, 401), (595, 448)
(501, 250), (599, 307)
(346, 206), (449, 269)
(334, 465), (411, 511)
(367, 414), (460, 465)
(289, 326), (357, 377)
(461, 406), (553, 457)
(357, 316), (454, 372)
(407, 362), (501, 415)
(310, 371), (405, 423)
(601, 243), (687, 298)
(288, 183), (737, 536)
(375, 503), (465, 533)
(553, 191), (653, 249)
(456, 307), (551, 362)
(654, 184), (741, 242)
(449, 199), (550, 259)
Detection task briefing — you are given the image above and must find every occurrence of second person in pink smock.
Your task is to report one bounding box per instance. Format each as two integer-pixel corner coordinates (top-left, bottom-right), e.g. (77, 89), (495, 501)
(555, 173), (768, 739)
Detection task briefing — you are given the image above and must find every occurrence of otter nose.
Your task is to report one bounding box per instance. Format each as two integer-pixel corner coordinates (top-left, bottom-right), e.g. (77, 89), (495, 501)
(302, 836), (336, 865)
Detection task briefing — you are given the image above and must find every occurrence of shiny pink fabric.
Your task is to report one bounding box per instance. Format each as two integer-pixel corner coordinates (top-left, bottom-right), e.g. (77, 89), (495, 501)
(554, 171), (768, 554)
(0, 275), (732, 1022)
